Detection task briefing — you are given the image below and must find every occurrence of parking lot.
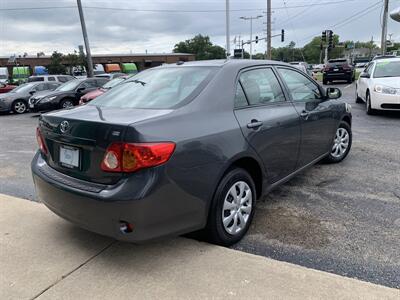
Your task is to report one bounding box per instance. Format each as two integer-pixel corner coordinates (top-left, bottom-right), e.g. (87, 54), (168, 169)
(0, 82), (399, 289)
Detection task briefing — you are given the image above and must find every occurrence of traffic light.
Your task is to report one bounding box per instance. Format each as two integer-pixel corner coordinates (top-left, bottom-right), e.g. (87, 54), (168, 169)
(255, 36), (259, 44)
(322, 31), (327, 42)
(281, 29), (285, 42)
(328, 30), (334, 49)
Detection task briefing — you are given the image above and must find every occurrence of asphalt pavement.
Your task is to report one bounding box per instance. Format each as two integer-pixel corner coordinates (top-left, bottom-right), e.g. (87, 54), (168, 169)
(0, 82), (399, 288)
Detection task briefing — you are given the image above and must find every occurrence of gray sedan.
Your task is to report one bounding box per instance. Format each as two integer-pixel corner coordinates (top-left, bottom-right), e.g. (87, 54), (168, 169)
(32, 60), (352, 246)
(0, 82), (60, 114)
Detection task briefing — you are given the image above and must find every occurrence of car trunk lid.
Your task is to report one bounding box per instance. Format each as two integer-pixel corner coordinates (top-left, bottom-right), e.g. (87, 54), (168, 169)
(38, 105), (173, 185)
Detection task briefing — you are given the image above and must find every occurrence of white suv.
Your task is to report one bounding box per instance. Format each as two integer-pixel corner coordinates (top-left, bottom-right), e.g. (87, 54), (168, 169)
(28, 75), (75, 83)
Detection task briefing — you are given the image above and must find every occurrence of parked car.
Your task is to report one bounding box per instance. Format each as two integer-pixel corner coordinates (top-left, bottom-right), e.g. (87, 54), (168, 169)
(104, 64), (121, 73)
(0, 83), (16, 94)
(0, 67), (10, 84)
(0, 82), (60, 114)
(356, 57), (400, 114)
(312, 64), (325, 73)
(29, 77), (108, 112)
(93, 64), (105, 75)
(323, 59), (355, 84)
(289, 61), (311, 75)
(121, 63), (138, 75)
(28, 75), (75, 83)
(32, 60), (352, 246)
(94, 72), (126, 80)
(33, 66), (48, 76)
(372, 54), (397, 61)
(79, 76), (129, 105)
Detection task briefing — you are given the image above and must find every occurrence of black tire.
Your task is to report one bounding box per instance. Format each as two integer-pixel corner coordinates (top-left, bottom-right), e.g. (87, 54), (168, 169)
(323, 121), (352, 164)
(12, 100), (27, 114)
(366, 92), (377, 115)
(205, 168), (256, 246)
(60, 99), (74, 109)
(323, 78), (328, 85)
(355, 86), (363, 103)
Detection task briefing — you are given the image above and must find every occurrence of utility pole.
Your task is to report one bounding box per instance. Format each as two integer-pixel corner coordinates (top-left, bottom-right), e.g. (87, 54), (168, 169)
(77, 0), (94, 77)
(266, 0), (272, 59)
(225, 0), (231, 59)
(381, 0), (389, 55)
(240, 15), (262, 59)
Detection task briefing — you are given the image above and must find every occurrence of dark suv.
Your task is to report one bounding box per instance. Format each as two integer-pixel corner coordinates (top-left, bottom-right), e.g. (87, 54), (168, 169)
(323, 59), (355, 84)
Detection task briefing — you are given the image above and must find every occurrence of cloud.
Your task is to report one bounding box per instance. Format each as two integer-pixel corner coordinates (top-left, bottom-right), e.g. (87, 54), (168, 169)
(0, 0), (398, 57)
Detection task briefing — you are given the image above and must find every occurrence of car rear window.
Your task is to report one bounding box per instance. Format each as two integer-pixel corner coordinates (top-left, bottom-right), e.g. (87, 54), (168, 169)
(90, 67), (217, 109)
(28, 77), (44, 82)
(328, 60), (347, 66)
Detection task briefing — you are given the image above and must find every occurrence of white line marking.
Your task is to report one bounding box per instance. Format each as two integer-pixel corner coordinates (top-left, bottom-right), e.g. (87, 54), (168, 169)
(344, 84), (353, 89)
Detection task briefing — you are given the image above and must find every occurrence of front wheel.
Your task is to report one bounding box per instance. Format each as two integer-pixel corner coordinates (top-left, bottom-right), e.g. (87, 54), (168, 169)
(205, 168), (256, 246)
(60, 99), (74, 109)
(324, 121), (352, 163)
(366, 93), (377, 115)
(355, 86), (363, 103)
(12, 100), (27, 114)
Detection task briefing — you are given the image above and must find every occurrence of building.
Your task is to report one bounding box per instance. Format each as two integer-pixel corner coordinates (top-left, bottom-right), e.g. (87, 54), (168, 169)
(0, 53), (195, 75)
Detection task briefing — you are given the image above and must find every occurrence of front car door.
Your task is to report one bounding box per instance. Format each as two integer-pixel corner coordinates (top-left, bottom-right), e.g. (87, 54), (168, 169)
(233, 67), (301, 183)
(358, 62), (375, 100)
(276, 67), (336, 167)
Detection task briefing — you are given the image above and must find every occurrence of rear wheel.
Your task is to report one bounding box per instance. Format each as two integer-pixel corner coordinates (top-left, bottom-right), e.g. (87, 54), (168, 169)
(60, 99), (74, 109)
(206, 168), (256, 246)
(366, 92), (377, 115)
(12, 100), (27, 114)
(324, 121), (352, 163)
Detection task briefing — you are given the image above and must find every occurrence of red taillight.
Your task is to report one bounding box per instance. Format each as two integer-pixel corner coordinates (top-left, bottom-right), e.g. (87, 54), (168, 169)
(323, 66), (330, 72)
(36, 127), (48, 155)
(101, 142), (175, 173)
(343, 64), (351, 70)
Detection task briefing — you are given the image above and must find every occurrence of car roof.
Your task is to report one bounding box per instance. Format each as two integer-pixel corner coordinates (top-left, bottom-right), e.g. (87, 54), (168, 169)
(372, 57), (400, 63)
(158, 59), (294, 69)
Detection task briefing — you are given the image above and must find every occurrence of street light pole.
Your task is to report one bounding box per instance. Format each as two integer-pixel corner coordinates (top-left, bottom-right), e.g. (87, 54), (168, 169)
(240, 15), (263, 59)
(266, 0), (272, 59)
(77, 0), (94, 77)
(226, 0), (230, 58)
(381, 0), (389, 55)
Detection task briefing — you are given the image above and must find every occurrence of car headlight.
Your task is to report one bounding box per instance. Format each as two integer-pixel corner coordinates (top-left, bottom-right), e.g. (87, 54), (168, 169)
(40, 96), (57, 103)
(374, 85), (398, 95)
(345, 103), (352, 113)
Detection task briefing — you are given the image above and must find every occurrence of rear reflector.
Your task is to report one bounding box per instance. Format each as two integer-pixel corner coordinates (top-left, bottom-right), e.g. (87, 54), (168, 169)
(36, 127), (48, 155)
(101, 142), (175, 173)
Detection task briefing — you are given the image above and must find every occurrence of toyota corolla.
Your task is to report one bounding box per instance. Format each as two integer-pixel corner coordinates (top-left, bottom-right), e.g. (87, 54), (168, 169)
(32, 60), (352, 246)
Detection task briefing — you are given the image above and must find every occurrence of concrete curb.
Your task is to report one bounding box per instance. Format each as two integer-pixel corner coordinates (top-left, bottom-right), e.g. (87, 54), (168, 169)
(1, 194), (399, 299)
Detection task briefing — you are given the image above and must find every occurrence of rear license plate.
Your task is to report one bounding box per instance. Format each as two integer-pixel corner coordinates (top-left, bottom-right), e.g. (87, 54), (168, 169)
(334, 68), (339, 71)
(29, 104), (34, 108)
(59, 145), (80, 168)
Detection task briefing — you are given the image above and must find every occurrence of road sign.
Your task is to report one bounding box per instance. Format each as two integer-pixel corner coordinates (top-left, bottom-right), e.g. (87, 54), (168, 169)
(234, 49), (244, 58)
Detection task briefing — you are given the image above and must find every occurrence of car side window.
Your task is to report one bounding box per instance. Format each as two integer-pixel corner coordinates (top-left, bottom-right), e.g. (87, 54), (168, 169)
(234, 83), (249, 108)
(278, 68), (322, 102)
(80, 80), (97, 89)
(48, 77), (56, 81)
(58, 76), (68, 83)
(365, 63), (374, 75)
(96, 79), (108, 87)
(34, 83), (48, 91)
(239, 68), (285, 105)
(47, 83), (59, 90)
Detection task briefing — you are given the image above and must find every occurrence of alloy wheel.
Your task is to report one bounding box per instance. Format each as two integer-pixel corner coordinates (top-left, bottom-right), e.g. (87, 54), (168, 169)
(62, 101), (73, 109)
(331, 127), (349, 158)
(14, 101), (26, 114)
(222, 181), (252, 235)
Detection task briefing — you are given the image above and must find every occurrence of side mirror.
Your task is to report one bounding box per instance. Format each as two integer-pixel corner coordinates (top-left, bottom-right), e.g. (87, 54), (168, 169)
(29, 90), (36, 95)
(76, 87), (85, 93)
(326, 87), (341, 99)
(359, 72), (370, 78)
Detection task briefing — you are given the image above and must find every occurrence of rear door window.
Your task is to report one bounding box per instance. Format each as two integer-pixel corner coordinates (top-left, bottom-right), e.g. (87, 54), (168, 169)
(48, 77), (56, 81)
(234, 83), (249, 108)
(239, 68), (286, 105)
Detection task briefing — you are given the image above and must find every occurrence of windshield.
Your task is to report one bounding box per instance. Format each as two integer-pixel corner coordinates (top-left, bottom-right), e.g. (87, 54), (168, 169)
(90, 67), (217, 109)
(102, 77), (126, 89)
(55, 79), (81, 92)
(373, 61), (400, 78)
(10, 83), (35, 93)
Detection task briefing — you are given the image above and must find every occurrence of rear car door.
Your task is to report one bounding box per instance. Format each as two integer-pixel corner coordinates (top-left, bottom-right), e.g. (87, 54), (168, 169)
(234, 67), (301, 183)
(277, 67), (335, 167)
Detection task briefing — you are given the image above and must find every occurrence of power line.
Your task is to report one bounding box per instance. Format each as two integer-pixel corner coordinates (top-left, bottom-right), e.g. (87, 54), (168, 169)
(0, 0), (375, 13)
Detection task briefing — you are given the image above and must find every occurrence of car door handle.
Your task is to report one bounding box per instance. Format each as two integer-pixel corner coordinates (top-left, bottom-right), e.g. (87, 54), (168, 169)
(247, 120), (263, 129)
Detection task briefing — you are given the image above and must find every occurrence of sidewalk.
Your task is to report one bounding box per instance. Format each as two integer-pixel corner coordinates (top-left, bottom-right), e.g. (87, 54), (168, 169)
(1, 193), (399, 300)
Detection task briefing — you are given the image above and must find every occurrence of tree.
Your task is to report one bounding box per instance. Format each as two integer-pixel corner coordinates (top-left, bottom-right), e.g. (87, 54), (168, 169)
(47, 51), (66, 74)
(173, 34), (226, 60)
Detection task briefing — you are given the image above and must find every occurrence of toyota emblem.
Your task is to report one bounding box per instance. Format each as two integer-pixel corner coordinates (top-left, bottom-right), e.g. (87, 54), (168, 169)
(60, 121), (70, 133)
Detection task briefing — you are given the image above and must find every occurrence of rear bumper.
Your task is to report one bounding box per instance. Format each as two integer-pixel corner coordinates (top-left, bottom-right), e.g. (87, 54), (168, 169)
(323, 72), (353, 81)
(370, 91), (400, 110)
(31, 152), (207, 242)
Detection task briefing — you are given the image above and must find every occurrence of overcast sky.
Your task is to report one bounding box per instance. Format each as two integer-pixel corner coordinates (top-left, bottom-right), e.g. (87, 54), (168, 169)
(0, 0), (399, 57)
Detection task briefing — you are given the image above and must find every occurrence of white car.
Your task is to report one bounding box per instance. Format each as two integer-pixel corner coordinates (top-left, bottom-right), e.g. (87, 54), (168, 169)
(355, 57), (400, 115)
